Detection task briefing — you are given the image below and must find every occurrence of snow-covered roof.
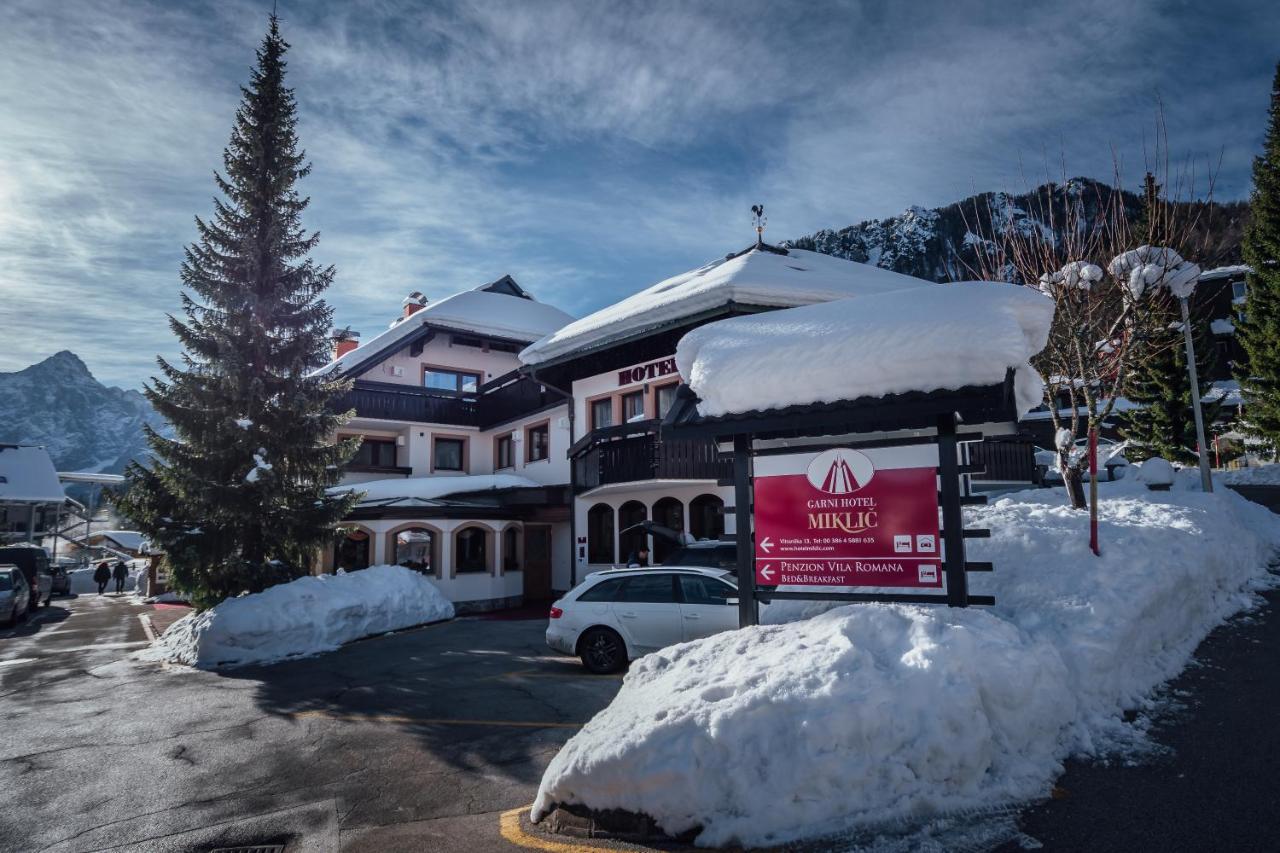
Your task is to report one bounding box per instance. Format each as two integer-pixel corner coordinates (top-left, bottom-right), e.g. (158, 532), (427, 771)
(1199, 264), (1251, 282)
(74, 530), (146, 551)
(0, 445), (66, 503)
(520, 247), (935, 366)
(676, 282), (1055, 418)
(330, 473), (542, 507)
(316, 284), (575, 377)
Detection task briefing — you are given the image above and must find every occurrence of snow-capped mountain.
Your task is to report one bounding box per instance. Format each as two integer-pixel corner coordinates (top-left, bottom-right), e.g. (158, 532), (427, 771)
(786, 177), (1247, 283)
(0, 351), (165, 474)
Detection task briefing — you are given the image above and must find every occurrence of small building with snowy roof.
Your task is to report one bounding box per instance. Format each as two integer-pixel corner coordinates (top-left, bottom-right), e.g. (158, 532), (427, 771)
(0, 444), (67, 544)
(517, 239), (947, 584)
(315, 276), (578, 612)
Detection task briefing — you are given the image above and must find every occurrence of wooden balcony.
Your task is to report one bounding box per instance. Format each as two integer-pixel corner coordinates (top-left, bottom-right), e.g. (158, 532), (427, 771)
(572, 420), (730, 492)
(336, 381), (479, 426)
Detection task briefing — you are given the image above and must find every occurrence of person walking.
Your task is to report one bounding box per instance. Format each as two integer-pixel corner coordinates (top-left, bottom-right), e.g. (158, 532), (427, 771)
(93, 561), (111, 595)
(112, 560), (128, 594)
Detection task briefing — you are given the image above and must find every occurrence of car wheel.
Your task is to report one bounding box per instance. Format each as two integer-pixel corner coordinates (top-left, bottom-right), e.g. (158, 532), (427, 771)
(579, 627), (626, 674)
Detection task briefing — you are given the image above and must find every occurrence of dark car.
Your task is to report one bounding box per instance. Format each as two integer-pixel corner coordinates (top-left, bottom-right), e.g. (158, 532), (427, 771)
(619, 520), (739, 569)
(49, 565), (71, 597)
(0, 544), (53, 608)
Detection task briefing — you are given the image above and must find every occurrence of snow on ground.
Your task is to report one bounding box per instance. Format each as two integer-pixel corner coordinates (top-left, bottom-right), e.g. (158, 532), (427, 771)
(521, 247), (933, 365)
(137, 565), (454, 668)
(676, 282), (1054, 418)
(532, 476), (1280, 847)
(67, 561), (146, 595)
(1224, 464), (1280, 486)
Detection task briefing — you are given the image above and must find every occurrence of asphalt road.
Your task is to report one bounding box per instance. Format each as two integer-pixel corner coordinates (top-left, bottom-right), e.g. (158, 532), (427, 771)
(0, 595), (625, 853)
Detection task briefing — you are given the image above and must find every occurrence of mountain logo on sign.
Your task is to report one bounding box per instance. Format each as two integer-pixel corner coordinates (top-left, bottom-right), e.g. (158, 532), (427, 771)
(805, 448), (875, 494)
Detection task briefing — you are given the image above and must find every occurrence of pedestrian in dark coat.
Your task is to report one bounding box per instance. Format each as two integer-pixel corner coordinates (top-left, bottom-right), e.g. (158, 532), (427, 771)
(93, 561), (111, 595)
(112, 560), (128, 594)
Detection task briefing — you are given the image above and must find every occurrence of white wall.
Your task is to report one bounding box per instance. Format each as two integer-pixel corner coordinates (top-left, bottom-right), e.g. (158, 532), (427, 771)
(571, 353), (680, 440)
(357, 332), (521, 388)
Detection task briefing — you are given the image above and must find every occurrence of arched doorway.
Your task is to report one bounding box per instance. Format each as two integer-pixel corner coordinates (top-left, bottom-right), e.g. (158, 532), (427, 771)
(689, 493), (725, 541)
(587, 503), (615, 564)
(618, 500), (648, 565)
(334, 527), (372, 571)
(651, 496), (684, 564)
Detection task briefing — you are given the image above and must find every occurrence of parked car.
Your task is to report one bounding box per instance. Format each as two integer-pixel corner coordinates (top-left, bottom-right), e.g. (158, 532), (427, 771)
(546, 567), (739, 673)
(1, 564), (32, 627)
(49, 565), (71, 597)
(0, 544), (53, 608)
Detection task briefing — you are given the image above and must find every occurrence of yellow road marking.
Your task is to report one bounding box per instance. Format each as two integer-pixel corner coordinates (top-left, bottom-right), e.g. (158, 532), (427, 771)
(499, 806), (609, 852)
(288, 709), (582, 728)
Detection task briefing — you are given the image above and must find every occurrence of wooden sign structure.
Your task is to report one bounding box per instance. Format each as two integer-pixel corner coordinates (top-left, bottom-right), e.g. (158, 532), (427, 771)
(662, 371), (1020, 627)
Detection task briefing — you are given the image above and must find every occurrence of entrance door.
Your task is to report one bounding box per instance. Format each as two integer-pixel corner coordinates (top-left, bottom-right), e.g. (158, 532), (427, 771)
(523, 525), (553, 601)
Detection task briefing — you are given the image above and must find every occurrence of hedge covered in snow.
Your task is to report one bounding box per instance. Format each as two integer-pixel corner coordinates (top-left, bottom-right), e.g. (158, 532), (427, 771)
(138, 564), (454, 668)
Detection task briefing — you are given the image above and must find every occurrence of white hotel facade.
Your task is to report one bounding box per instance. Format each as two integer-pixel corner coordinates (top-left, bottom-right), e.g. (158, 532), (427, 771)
(320, 242), (949, 610)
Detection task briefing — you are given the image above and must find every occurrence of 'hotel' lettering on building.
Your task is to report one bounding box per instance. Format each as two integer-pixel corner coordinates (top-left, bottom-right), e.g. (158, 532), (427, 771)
(618, 357), (677, 386)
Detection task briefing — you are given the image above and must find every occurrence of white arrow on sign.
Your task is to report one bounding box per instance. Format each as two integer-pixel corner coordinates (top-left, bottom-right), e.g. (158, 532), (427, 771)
(760, 536), (774, 554)
(759, 564), (776, 581)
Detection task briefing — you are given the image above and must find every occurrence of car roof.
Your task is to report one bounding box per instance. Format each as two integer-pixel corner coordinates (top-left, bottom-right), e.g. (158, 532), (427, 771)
(584, 565), (732, 581)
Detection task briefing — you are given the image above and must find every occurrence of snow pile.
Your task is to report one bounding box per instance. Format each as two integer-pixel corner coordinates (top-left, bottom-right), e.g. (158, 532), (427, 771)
(1037, 260), (1102, 296)
(1108, 246), (1200, 300)
(521, 248), (933, 365)
(331, 473), (540, 505)
(532, 480), (1280, 847)
(138, 565), (454, 668)
(1224, 464), (1280, 486)
(1134, 457), (1176, 487)
(675, 282), (1054, 418)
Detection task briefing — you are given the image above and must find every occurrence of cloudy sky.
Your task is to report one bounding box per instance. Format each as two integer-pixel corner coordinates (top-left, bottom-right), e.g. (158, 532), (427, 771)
(1, 0), (1276, 388)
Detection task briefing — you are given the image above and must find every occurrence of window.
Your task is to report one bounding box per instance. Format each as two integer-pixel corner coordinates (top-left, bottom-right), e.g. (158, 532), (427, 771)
(334, 529), (371, 571)
(1233, 280), (1247, 300)
(578, 577), (626, 602)
(679, 574), (735, 606)
(527, 423), (550, 462)
(433, 437), (465, 471)
(587, 504), (615, 564)
(622, 390), (646, 423)
(689, 494), (725, 541)
(350, 437), (397, 469)
(618, 574), (677, 603)
(651, 497), (684, 564)
(495, 434), (514, 469)
(655, 383), (679, 419)
(503, 527), (520, 572)
(591, 398), (614, 430)
(455, 527), (489, 573)
(451, 335), (483, 348)
(394, 528), (434, 574)
(618, 501), (648, 564)
(424, 368), (480, 394)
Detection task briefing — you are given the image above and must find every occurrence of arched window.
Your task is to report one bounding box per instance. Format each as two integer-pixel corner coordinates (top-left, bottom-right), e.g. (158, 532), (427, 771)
(334, 528), (371, 571)
(689, 494), (725, 541)
(618, 500), (648, 565)
(503, 526), (521, 572)
(651, 497), (684, 564)
(587, 504), (615, 564)
(394, 527), (434, 574)
(455, 526), (489, 573)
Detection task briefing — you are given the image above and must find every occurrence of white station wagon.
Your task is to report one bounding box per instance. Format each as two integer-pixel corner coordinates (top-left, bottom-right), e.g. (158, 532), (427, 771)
(545, 566), (740, 673)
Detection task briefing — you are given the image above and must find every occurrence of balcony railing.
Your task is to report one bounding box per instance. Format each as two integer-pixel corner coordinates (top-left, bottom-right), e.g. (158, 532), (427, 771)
(477, 375), (567, 428)
(967, 437), (1037, 483)
(573, 421), (731, 491)
(337, 382), (479, 426)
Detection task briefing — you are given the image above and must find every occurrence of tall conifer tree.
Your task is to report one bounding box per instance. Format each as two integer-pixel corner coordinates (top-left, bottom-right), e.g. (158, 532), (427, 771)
(1121, 173), (1220, 461)
(1236, 61), (1280, 447)
(118, 16), (358, 609)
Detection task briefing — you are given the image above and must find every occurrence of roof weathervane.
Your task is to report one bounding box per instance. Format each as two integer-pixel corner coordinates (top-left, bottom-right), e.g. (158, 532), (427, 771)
(751, 204), (766, 248)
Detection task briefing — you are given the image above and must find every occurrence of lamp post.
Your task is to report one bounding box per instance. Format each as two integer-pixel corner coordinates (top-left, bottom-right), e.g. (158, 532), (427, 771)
(1178, 295), (1214, 493)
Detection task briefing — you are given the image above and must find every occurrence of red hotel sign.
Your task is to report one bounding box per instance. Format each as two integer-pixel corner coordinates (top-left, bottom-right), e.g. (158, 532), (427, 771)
(753, 445), (942, 588)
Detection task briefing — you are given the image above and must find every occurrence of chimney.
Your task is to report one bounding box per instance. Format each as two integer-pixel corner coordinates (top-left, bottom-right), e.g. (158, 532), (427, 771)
(332, 329), (360, 360)
(402, 291), (428, 318)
